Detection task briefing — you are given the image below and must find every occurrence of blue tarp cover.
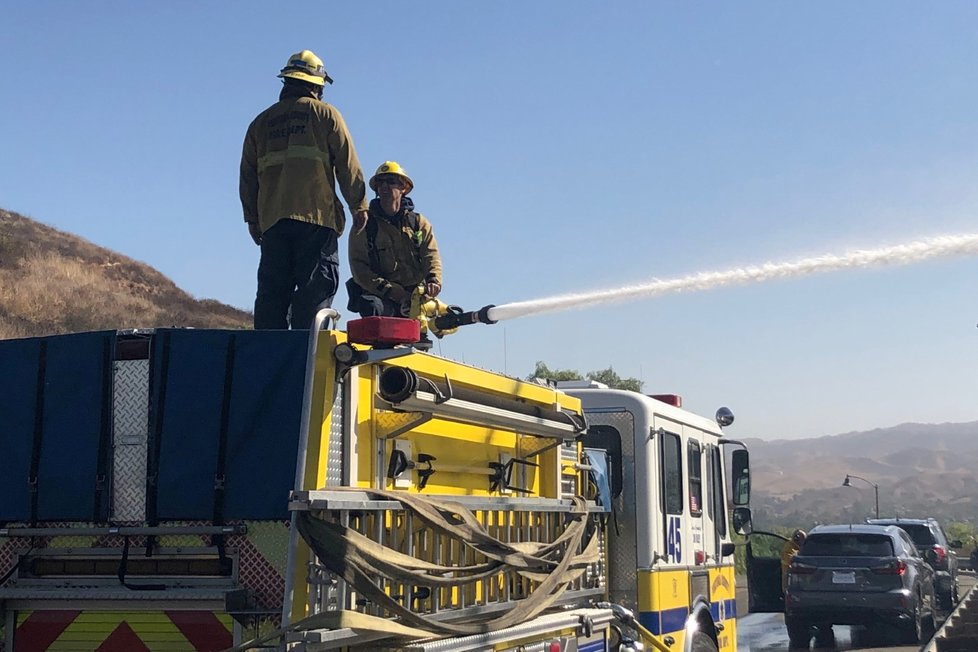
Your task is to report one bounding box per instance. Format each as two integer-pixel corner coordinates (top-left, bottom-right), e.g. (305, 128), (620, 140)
(0, 331), (114, 523)
(0, 337), (43, 523)
(151, 330), (306, 521)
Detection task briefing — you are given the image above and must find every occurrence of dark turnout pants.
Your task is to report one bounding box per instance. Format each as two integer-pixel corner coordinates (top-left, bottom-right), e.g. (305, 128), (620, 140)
(254, 219), (339, 330)
(358, 294), (410, 318)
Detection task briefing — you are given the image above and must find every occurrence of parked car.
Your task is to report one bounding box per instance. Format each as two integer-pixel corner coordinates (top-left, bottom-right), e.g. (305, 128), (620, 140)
(784, 523), (938, 648)
(868, 516), (962, 609)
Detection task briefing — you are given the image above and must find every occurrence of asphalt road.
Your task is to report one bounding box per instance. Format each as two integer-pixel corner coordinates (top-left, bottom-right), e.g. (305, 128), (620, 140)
(736, 571), (977, 652)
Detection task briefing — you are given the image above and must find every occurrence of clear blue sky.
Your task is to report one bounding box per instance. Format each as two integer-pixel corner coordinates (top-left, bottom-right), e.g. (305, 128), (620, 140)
(3, 2), (977, 439)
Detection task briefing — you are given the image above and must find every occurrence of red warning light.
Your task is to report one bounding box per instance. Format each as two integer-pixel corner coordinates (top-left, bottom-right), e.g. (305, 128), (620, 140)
(347, 317), (420, 346)
(650, 394), (682, 407)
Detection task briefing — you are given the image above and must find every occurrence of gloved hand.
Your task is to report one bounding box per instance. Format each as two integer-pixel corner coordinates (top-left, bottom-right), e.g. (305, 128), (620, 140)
(425, 280), (442, 298)
(352, 210), (369, 235)
(386, 284), (408, 303)
(247, 222), (262, 246)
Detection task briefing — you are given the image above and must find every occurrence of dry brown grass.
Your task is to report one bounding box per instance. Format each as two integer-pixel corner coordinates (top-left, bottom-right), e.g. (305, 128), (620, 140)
(0, 209), (251, 339)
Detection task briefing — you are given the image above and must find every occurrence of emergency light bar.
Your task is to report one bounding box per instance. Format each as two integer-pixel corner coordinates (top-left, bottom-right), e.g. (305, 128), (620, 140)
(649, 394), (682, 407)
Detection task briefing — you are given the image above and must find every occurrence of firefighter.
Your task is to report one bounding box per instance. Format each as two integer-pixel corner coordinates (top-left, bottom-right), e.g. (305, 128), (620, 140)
(240, 49), (370, 330)
(781, 528), (807, 592)
(347, 161), (442, 318)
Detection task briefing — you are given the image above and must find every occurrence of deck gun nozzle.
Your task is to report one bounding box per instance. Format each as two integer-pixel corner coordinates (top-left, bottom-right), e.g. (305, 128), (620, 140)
(432, 304), (497, 332)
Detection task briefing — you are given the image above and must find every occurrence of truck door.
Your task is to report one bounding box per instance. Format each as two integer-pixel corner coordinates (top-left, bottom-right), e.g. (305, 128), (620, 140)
(658, 427), (684, 564)
(745, 531), (789, 612)
(705, 443), (726, 564)
(687, 439), (708, 564)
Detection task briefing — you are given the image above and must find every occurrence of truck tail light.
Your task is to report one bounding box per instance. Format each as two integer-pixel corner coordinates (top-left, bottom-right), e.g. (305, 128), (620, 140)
(873, 559), (907, 575)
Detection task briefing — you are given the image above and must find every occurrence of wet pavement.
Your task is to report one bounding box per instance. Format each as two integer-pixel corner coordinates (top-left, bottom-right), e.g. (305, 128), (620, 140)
(738, 612), (897, 652)
(737, 571), (976, 652)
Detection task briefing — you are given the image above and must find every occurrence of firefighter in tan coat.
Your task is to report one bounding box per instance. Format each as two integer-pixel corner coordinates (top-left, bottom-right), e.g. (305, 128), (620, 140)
(781, 529), (807, 593)
(347, 161), (443, 318)
(240, 50), (369, 330)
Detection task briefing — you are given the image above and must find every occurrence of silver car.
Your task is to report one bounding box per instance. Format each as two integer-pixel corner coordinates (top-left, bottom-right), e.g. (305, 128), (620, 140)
(784, 523), (938, 648)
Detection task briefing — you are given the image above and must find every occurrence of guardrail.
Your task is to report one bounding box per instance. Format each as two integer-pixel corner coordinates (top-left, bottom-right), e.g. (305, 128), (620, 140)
(925, 572), (978, 652)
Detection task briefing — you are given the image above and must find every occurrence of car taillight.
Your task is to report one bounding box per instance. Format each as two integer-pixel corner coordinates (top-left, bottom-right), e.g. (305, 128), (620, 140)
(790, 561), (816, 575)
(873, 559), (907, 575)
(932, 545), (947, 566)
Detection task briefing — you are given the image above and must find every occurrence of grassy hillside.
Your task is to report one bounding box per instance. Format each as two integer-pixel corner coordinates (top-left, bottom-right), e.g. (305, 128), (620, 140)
(0, 209), (250, 338)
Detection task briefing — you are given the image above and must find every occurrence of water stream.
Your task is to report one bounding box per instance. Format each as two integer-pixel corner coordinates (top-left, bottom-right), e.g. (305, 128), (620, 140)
(486, 233), (978, 323)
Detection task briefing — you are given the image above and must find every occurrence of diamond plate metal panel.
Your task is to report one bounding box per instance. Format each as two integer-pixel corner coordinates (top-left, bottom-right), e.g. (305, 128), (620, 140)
(326, 379), (345, 487)
(0, 539), (21, 580)
(237, 521), (290, 609)
(586, 410), (637, 609)
(111, 359), (149, 522)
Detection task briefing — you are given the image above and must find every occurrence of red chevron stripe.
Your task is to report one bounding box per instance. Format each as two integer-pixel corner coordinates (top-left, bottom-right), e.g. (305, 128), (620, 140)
(166, 611), (232, 651)
(14, 610), (80, 652)
(95, 622), (150, 652)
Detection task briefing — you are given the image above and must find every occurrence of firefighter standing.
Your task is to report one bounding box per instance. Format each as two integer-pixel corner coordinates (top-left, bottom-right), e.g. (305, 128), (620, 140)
(240, 49), (369, 330)
(781, 529), (807, 592)
(347, 161), (442, 318)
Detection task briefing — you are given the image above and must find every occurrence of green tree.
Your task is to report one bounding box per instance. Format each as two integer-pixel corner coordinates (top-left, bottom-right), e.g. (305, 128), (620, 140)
(529, 361), (583, 383)
(946, 521), (976, 549)
(586, 367), (643, 392)
(529, 362), (643, 392)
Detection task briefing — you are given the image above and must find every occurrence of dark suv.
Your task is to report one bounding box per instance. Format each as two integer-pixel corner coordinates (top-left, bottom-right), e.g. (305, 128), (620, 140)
(868, 517), (961, 609)
(785, 524), (937, 647)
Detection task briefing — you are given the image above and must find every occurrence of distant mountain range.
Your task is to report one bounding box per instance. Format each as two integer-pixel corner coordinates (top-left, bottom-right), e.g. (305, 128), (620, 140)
(748, 421), (978, 528)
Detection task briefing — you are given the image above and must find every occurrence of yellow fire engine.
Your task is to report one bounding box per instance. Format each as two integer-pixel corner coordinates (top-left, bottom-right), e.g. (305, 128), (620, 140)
(0, 308), (752, 651)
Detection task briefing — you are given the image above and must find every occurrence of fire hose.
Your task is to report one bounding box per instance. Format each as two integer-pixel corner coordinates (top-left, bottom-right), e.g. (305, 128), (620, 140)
(226, 490), (600, 650)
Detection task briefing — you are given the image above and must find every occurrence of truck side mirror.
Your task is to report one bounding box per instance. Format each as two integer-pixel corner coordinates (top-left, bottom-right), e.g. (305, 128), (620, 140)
(730, 449), (750, 506)
(721, 542), (737, 557)
(732, 506), (752, 536)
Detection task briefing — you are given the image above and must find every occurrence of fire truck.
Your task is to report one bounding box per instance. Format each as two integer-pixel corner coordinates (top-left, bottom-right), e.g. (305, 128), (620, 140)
(0, 309), (752, 651)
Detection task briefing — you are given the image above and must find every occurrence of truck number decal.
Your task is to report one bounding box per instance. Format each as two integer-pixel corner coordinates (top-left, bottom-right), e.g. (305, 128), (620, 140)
(667, 516), (682, 563)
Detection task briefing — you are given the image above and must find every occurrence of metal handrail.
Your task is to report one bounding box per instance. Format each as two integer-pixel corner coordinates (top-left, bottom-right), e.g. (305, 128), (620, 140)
(282, 307), (340, 628)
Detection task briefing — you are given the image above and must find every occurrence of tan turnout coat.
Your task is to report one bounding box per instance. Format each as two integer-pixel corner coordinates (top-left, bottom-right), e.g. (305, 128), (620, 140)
(239, 91), (367, 234)
(349, 203), (442, 297)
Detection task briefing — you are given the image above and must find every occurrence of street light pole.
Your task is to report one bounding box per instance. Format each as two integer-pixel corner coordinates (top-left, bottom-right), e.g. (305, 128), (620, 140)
(843, 474), (880, 519)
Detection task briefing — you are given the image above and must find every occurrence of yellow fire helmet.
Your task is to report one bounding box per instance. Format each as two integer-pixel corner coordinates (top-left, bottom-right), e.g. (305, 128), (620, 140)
(369, 161), (414, 194)
(278, 49), (333, 86)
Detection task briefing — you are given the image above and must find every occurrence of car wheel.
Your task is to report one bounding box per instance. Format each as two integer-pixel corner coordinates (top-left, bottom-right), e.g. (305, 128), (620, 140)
(688, 630), (719, 652)
(812, 625), (835, 648)
(941, 586), (954, 611)
(901, 597), (923, 644)
(785, 615), (811, 649)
